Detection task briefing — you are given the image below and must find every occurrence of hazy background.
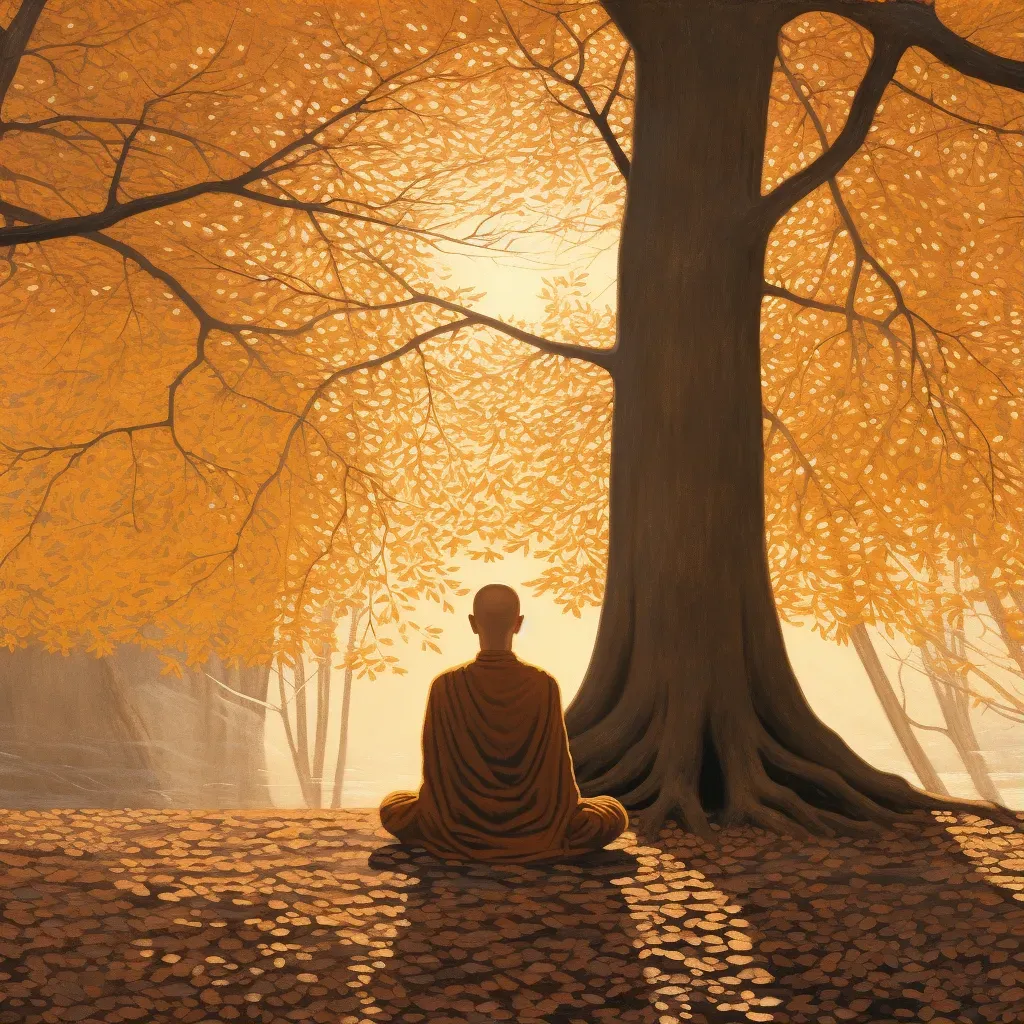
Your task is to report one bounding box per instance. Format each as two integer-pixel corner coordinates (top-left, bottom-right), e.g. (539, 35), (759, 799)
(265, 551), (1024, 809)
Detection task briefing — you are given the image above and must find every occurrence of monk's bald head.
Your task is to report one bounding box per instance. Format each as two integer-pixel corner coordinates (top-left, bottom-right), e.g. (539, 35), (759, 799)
(473, 584), (520, 628)
(469, 584), (524, 650)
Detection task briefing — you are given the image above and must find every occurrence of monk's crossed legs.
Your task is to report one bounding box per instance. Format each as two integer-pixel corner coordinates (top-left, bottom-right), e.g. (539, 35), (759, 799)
(566, 795), (629, 853)
(378, 791), (627, 855)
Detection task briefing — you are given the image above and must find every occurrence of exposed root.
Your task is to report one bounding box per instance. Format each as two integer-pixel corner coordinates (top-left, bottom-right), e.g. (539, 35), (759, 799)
(760, 680), (1018, 825)
(568, 589), (1019, 839)
(762, 719), (1019, 827)
(758, 732), (913, 826)
(612, 769), (663, 808)
(722, 798), (810, 839)
(755, 776), (834, 837)
(569, 685), (661, 776)
(635, 779), (712, 841)
(582, 714), (662, 795)
(582, 704), (1019, 841)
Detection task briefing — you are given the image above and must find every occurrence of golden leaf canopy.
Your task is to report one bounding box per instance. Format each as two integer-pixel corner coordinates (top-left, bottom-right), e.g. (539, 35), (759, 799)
(0, 0), (1022, 665)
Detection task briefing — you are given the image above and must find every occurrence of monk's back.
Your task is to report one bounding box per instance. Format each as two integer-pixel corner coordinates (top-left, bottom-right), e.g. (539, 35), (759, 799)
(410, 650), (582, 861)
(430, 651), (561, 777)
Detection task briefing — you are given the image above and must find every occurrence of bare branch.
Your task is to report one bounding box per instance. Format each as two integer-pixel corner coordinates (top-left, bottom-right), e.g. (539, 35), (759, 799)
(418, 293), (616, 371)
(204, 670), (280, 713)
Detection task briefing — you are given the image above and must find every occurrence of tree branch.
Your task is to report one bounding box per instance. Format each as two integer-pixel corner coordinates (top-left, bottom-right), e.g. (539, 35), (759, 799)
(419, 293), (616, 371)
(0, 0), (47, 111)
(810, 0), (1024, 94)
(758, 32), (906, 230)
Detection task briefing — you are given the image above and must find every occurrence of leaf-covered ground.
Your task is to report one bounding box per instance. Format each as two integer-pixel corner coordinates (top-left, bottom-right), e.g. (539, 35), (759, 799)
(0, 808), (1021, 1024)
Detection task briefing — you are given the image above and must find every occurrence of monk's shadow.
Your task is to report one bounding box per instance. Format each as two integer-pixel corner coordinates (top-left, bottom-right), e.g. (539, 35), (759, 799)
(364, 845), (660, 1024)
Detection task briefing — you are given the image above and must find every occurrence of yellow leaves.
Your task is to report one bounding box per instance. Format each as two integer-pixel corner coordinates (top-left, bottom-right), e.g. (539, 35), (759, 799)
(85, 636), (116, 658)
(762, 3), (1024, 640)
(0, 0), (1020, 678)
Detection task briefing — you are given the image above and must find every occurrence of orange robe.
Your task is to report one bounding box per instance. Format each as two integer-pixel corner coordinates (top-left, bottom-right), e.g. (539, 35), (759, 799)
(379, 650), (628, 863)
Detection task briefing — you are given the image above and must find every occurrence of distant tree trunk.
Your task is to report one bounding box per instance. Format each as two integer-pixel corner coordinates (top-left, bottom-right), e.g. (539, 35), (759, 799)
(849, 624), (948, 795)
(330, 608), (361, 810)
(921, 640), (1002, 804)
(202, 653), (231, 790)
(193, 653), (274, 807)
(0, 646), (164, 808)
(230, 663), (273, 807)
(293, 652), (312, 793)
(277, 655), (316, 807)
(984, 589), (1024, 678)
(312, 633), (332, 804)
(562, 1), (978, 833)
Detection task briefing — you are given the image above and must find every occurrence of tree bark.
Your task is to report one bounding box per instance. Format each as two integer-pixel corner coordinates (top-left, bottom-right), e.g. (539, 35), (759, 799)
(565, 0), (1002, 836)
(0, 0), (47, 112)
(849, 625), (947, 795)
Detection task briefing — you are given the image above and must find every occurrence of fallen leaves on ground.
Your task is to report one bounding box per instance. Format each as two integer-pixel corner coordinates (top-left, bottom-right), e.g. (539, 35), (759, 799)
(0, 809), (1021, 1023)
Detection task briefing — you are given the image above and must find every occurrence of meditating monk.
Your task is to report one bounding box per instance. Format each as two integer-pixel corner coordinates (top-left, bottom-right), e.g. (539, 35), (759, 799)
(379, 584), (628, 863)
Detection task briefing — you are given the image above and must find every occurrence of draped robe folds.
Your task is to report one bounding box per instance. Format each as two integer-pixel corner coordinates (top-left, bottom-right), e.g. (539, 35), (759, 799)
(379, 650), (628, 863)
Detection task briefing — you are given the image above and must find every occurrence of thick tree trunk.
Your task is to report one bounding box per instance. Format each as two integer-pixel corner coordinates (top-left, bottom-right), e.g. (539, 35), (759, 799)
(850, 625), (947, 794)
(566, 0), (1003, 835)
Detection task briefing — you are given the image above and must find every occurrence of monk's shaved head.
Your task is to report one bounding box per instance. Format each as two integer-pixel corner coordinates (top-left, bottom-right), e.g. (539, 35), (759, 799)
(473, 584), (520, 629)
(469, 584), (523, 650)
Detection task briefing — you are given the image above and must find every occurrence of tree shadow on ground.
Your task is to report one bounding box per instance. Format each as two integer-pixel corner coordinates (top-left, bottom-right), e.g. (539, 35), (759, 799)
(0, 810), (426, 1024)
(363, 845), (659, 1024)
(642, 813), (1024, 1024)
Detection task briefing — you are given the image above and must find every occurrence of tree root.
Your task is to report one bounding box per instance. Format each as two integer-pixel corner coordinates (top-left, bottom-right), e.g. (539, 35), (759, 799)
(569, 685), (661, 776)
(582, 712), (663, 795)
(635, 778), (712, 840)
(602, 709), (1021, 841)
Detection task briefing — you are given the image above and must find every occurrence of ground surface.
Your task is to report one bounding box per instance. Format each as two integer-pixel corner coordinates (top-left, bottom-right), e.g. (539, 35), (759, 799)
(0, 809), (1022, 1024)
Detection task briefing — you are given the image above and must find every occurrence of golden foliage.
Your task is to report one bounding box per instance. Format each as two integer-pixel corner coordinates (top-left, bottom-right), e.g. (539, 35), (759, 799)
(761, 11), (1024, 645)
(0, 0), (616, 664)
(0, 0), (1023, 675)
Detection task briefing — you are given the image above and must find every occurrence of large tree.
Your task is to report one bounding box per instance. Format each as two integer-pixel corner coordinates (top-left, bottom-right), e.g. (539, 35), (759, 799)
(1, 0), (1023, 832)
(563, 0), (1023, 834)
(487, 0), (1024, 831)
